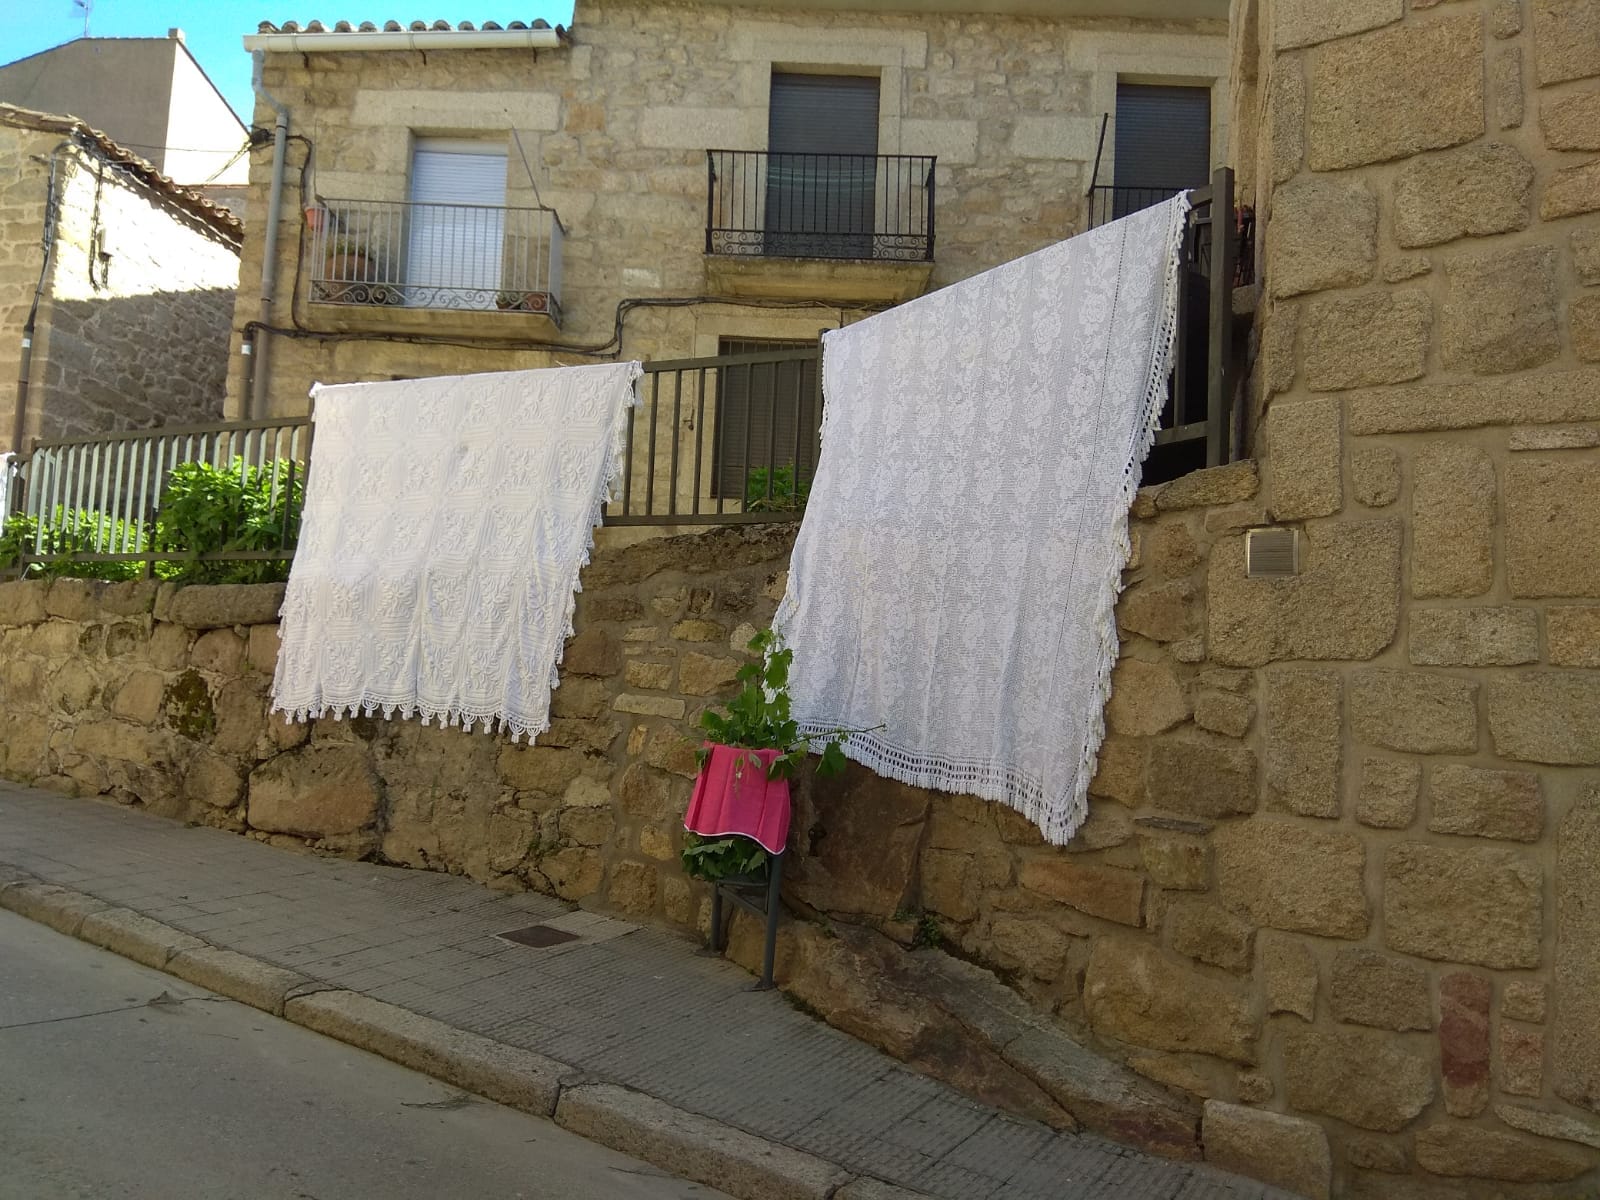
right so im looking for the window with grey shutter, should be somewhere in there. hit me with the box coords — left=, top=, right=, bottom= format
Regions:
left=766, top=73, right=880, bottom=257
left=712, top=338, right=822, bottom=502
left=1113, top=84, right=1211, bottom=220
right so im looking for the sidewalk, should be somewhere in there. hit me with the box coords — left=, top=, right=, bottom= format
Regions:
left=0, top=783, right=1290, bottom=1200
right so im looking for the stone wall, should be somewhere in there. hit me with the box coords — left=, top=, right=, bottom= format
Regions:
left=229, top=0, right=1226, bottom=419
left=2, top=432, right=1598, bottom=1194
left=1208, top=0, right=1600, bottom=1192
left=0, top=123, right=241, bottom=451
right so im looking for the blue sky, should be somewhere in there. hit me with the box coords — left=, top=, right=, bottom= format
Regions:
left=1, top=1, right=576, bottom=123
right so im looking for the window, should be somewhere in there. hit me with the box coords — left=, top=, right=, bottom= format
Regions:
left=766, top=73, right=881, bottom=257
left=406, top=138, right=509, bottom=309
left=1113, top=84, right=1211, bottom=219
left=713, top=338, right=822, bottom=501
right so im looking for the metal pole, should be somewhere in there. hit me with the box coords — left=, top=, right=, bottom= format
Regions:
left=1206, top=167, right=1236, bottom=469
left=249, top=50, right=291, bottom=421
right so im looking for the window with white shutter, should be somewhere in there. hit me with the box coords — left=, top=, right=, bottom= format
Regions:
left=406, top=139, right=509, bottom=308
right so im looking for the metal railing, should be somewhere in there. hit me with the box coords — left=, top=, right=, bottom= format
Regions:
left=4, top=418, right=310, bottom=577
left=1152, top=167, right=1238, bottom=476
left=309, top=198, right=563, bottom=323
left=605, top=348, right=823, bottom=526
left=1087, top=184, right=1190, bottom=230
left=0, top=452, right=14, bottom=529
left=706, top=151, right=936, bottom=262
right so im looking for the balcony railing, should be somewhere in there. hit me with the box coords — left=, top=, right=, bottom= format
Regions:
left=706, top=150, right=935, bottom=262
left=606, top=348, right=823, bottom=526
left=309, top=198, right=563, bottom=323
left=1086, top=184, right=1190, bottom=230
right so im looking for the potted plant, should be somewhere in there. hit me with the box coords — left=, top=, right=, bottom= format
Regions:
left=495, top=289, right=546, bottom=313
left=680, top=628, right=855, bottom=885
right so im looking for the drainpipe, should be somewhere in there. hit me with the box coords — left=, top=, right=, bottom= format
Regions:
left=11, top=141, right=71, bottom=463
left=248, top=50, right=290, bottom=420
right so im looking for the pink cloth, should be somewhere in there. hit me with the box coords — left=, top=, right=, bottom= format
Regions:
left=683, top=744, right=792, bottom=854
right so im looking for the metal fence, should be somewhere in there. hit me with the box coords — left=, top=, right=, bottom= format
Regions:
left=605, top=348, right=823, bottom=526
left=1156, top=167, right=1238, bottom=474
left=309, top=198, right=564, bottom=322
left=1086, top=184, right=1189, bottom=230
left=706, top=151, right=936, bottom=261
left=5, top=418, right=310, bottom=577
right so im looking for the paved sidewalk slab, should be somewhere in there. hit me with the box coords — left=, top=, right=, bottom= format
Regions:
left=0, top=783, right=1292, bottom=1200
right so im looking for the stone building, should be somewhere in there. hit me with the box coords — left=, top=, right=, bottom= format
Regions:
left=228, top=0, right=1229, bottom=422
left=0, top=105, right=244, bottom=456
left=0, top=31, right=251, bottom=193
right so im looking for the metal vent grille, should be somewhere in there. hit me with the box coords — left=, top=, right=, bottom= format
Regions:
left=1246, top=527, right=1301, bottom=579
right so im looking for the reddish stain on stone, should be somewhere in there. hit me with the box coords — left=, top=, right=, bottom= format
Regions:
left=1439, top=971, right=1491, bottom=1116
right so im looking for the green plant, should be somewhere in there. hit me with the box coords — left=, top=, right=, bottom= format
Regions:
left=682, top=629, right=870, bottom=883
left=680, top=831, right=771, bottom=883
left=744, top=464, right=810, bottom=513
left=153, top=458, right=303, bottom=584
left=0, top=510, right=145, bottom=580
left=912, top=914, right=944, bottom=950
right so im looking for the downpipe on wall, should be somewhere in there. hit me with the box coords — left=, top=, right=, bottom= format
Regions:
left=9, top=141, right=71, bottom=485
left=247, top=50, right=291, bottom=421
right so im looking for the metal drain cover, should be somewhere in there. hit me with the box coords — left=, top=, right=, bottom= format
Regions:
left=496, top=924, right=581, bottom=949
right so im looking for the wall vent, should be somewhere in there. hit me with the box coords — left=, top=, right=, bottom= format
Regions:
left=1246, top=527, right=1300, bottom=579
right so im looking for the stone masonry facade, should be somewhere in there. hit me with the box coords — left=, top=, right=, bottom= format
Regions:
left=228, top=0, right=1226, bottom=418
left=5, top=432, right=1597, bottom=1195
left=0, top=116, right=240, bottom=452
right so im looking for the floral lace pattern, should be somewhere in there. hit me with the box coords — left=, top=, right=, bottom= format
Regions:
left=775, top=197, right=1190, bottom=845
left=271, top=362, right=641, bottom=741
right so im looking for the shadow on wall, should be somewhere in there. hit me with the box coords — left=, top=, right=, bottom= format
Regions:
left=27, top=287, right=235, bottom=444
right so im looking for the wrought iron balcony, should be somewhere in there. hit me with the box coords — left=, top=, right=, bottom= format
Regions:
left=706, top=150, right=936, bottom=262
left=308, top=198, right=563, bottom=323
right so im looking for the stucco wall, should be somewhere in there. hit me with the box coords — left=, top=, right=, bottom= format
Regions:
left=228, top=0, right=1226, bottom=419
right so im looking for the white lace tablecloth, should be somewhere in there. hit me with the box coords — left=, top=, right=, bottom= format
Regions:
left=775, top=198, right=1190, bottom=844
left=271, top=362, right=641, bottom=741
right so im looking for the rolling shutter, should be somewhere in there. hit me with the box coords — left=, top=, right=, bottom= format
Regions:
left=1114, top=84, right=1212, bottom=191
left=768, top=74, right=880, bottom=156
left=766, top=74, right=880, bottom=256
left=407, top=139, right=508, bottom=307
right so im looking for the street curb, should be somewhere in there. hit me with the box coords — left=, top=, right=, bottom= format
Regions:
left=284, top=989, right=569, bottom=1118
left=556, top=1081, right=852, bottom=1200
left=78, top=907, right=208, bottom=971
left=0, top=872, right=932, bottom=1200
left=166, top=947, right=312, bottom=1017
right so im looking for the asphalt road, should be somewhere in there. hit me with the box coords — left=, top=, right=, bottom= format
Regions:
left=0, top=908, right=733, bottom=1200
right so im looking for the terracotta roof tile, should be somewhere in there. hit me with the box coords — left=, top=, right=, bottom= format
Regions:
left=0, top=103, right=243, bottom=246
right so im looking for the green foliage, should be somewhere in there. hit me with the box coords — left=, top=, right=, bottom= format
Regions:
left=680, top=831, right=771, bottom=883
left=684, top=629, right=871, bottom=884
left=695, top=627, right=853, bottom=782
left=912, top=914, right=944, bottom=951
left=0, top=510, right=145, bottom=580
left=153, top=459, right=303, bottom=584
left=1, top=458, right=302, bottom=584
left=744, top=465, right=810, bottom=513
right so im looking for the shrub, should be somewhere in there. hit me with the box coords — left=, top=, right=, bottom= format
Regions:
left=152, top=458, right=304, bottom=584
